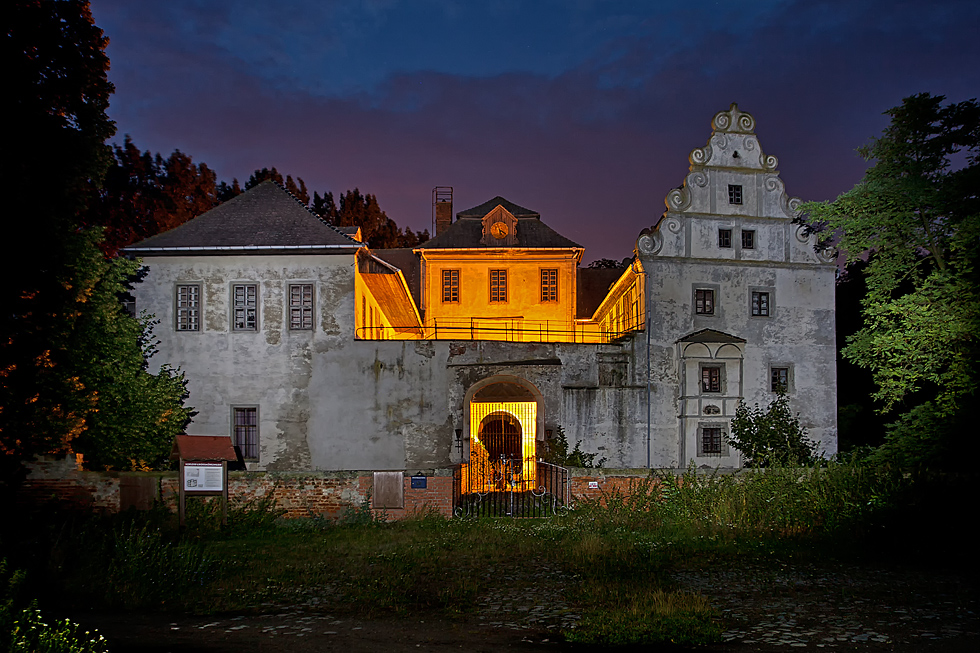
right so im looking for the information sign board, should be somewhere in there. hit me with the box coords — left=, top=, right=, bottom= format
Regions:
left=183, top=462, right=224, bottom=492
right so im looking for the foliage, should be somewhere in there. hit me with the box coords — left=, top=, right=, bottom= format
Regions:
left=586, top=257, right=629, bottom=269
left=82, top=136, right=218, bottom=256
left=728, top=393, right=819, bottom=467
left=802, top=93, right=980, bottom=469
left=566, top=589, right=720, bottom=646
left=2, top=560, right=108, bottom=653
left=540, top=426, right=606, bottom=467
left=1, top=0, right=118, bottom=493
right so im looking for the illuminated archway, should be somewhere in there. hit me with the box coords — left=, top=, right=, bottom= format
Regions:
left=465, top=378, right=540, bottom=490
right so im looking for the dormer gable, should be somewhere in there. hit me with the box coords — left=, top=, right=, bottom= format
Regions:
left=480, top=205, right=518, bottom=246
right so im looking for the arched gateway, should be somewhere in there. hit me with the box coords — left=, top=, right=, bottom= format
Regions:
left=454, top=377, right=568, bottom=517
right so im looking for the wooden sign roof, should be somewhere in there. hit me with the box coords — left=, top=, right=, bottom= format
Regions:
left=170, top=435, right=239, bottom=461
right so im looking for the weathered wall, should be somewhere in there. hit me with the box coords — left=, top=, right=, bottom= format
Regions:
left=635, top=104, right=838, bottom=467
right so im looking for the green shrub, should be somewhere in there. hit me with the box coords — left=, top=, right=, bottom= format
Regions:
left=729, top=392, right=819, bottom=467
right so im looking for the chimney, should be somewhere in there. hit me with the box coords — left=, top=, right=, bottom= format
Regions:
left=433, top=186, right=453, bottom=236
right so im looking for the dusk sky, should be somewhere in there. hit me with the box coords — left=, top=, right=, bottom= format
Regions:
left=91, top=0, right=979, bottom=262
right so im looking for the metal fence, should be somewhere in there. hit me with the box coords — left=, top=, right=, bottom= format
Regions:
left=452, top=459, right=569, bottom=518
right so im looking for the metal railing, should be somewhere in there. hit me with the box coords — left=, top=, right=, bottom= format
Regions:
left=453, top=458, right=569, bottom=518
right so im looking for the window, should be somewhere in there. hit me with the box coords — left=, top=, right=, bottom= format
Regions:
left=490, top=269, right=507, bottom=303
left=442, top=269, right=459, bottom=303
left=289, top=284, right=314, bottom=330
left=719, top=229, right=732, bottom=248
left=741, top=229, right=755, bottom=249
left=702, top=427, right=723, bottom=455
left=728, top=184, right=742, bottom=205
left=771, top=367, right=789, bottom=393
left=233, top=284, right=257, bottom=331
left=540, top=269, right=558, bottom=302
left=176, top=284, right=200, bottom=331
left=695, top=289, right=714, bottom=315
left=702, top=367, right=721, bottom=393
left=233, top=407, right=258, bottom=460
left=752, top=291, right=770, bottom=317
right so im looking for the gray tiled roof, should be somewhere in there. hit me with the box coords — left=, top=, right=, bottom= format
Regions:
left=418, top=197, right=581, bottom=250
left=124, top=181, right=361, bottom=253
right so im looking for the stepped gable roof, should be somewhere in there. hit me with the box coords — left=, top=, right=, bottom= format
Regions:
left=124, top=181, right=362, bottom=254
left=418, top=196, right=581, bottom=250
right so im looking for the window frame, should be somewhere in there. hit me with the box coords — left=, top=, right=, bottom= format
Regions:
left=718, top=228, right=732, bottom=248
left=288, top=283, right=315, bottom=331
left=540, top=268, right=559, bottom=303
left=489, top=269, right=507, bottom=303
left=232, top=405, right=259, bottom=461
left=728, top=184, right=743, bottom=205
left=695, top=288, right=715, bottom=315
left=769, top=364, right=794, bottom=394
left=751, top=290, right=770, bottom=317
left=175, top=283, right=201, bottom=332
left=232, top=283, right=258, bottom=331
left=741, top=229, right=755, bottom=249
left=701, top=366, right=722, bottom=393
left=442, top=269, right=460, bottom=303
left=697, top=423, right=728, bottom=456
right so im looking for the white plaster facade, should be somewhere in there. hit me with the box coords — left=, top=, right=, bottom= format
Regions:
left=129, top=104, right=837, bottom=473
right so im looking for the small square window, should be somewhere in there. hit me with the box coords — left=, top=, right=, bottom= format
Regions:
left=490, top=269, right=507, bottom=303
left=741, top=230, right=755, bottom=249
left=702, top=427, right=723, bottom=454
left=540, top=269, right=558, bottom=302
left=728, top=184, right=742, bottom=205
left=442, top=269, right=459, bottom=303
left=233, top=406, right=258, bottom=461
left=695, top=289, right=714, bottom=315
left=289, top=284, right=314, bottom=330
left=702, top=367, right=721, bottom=393
left=771, top=367, right=789, bottom=393
left=233, top=284, right=257, bottom=331
left=176, top=284, right=200, bottom=331
left=752, top=291, right=770, bottom=317
left=719, top=229, right=732, bottom=248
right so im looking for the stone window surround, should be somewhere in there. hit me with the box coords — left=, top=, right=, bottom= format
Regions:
left=769, top=363, right=795, bottom=394
left=232, top=404, right=259, bottom=461
left=175, top=282, right=202, bottom=332
left=693, top=283, right=720, bottom=317
left=728, top=184, right=743, bottom=205
left=719, top=228, right=732, bottom=248
left=749, top=285, right=776, bottom=318
left=699, top=362, right=727, bottom=395
left=231, top=282, right=258, bottom=332
left=741, top=229, right=756, bottom=249
left=697, top=422, right=729, bottom=457
left=288, top=282, right=315, bottom=331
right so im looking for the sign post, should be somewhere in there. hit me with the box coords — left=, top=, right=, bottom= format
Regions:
left=170, top=435, right=239, bottom=528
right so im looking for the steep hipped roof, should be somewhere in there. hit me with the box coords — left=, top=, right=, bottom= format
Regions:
left=418, top=197, right=581, bottom=250
left=124, top=181, right=361, bottom=254
left=455, top=196, right=539, bottom=219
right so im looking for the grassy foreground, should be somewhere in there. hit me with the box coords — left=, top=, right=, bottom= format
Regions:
left=4, top=460, right=972, bottom=648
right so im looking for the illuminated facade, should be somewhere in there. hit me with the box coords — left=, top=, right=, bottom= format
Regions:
left=354, top=196, right=644, bottom=344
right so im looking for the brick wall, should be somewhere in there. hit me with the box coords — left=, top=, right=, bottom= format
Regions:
left=18, top=458, right=456, bottom=520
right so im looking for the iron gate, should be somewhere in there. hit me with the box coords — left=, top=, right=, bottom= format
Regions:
left=452, top=458, right=569, bottom=518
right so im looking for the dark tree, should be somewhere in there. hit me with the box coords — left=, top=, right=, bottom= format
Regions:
left=83, top=137, right=218, bottom=255
left=245, top=167, right=309, bottom=204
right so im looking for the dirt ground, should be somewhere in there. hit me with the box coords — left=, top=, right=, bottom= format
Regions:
left=71, top=561, right=978, bottom=653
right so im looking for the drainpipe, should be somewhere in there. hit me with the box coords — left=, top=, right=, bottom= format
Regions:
left=644, top=266, right=651, bottom=469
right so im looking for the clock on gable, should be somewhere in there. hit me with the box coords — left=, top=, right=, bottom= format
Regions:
left=481, top=205, right=518, bottom=246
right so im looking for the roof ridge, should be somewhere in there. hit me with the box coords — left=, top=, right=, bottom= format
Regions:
left=270, top=180, right=362, bottom=245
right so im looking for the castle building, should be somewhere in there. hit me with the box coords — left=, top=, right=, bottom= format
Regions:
left=124, top=104, right=836, bottom=485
